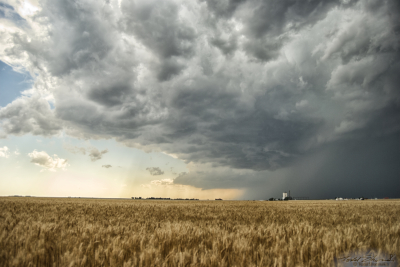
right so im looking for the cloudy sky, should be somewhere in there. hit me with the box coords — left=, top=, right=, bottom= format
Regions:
left=0, top=0, right=399, bottom=199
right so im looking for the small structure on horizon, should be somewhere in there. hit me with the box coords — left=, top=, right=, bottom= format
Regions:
left=283, top=190, right=293, bottom=200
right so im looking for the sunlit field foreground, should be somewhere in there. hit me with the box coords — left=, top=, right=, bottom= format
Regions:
left=0, top=198, right=399, bottom=266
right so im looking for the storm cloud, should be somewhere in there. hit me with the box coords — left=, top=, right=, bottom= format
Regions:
left=0, top=0, right=399, bottom=198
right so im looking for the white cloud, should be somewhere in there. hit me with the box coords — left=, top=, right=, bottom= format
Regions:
left=151, top=179, right=174, bottom=186
left=28, top=150, right=69, bottom=172
left=0, top=146, right=10, bottom=158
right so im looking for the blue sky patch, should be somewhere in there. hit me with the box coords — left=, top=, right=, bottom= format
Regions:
left=0, top=2, right=24, bottom=21
left=0, top=61, right=33, bottom=107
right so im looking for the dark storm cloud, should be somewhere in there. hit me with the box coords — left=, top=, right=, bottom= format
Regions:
left=40, top=0, right=118, bottom=76
left=288, top=134, right=400, bottom=200
left=242, top=0, right=340, bottom=61
left=175, top=132, right=400, bottom=199
left=1, top=0, right=400, bottom=198
left=174, top=168, right=269, bottom=190
left=120, top=0, right=196, bottom=59
left=210, top=35, right=238, bottom=55
left=87, top=78, right=133, bottom=107
left=202, top=0, right=340, bottom=60
left=164, top=78, right=322, bottom=169
left=201, top=0, right=247, bottom=18
left=155, top=59, right=185, bottom=82
left=245, top=0, right=339, bottom=37
left=262, top=133, right=400, bottom=200
left=119, top=0, right=196, bottom=80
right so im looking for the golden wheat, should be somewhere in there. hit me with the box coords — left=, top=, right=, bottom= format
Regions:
left=0, top=197, right=399, bottom=266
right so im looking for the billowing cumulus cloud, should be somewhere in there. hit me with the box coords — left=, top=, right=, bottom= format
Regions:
left=0, top=97, right=62, bottom=137
left=146, top=167, right=164, bottom=176
left=0, top=146, right=9, bottom=158
left=28, top=150, right=69, bottom=172
left=1, top=0, right=399, bottom=198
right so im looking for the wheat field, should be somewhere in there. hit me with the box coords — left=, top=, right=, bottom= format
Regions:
left=0, top=197, right=399, bottom=267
